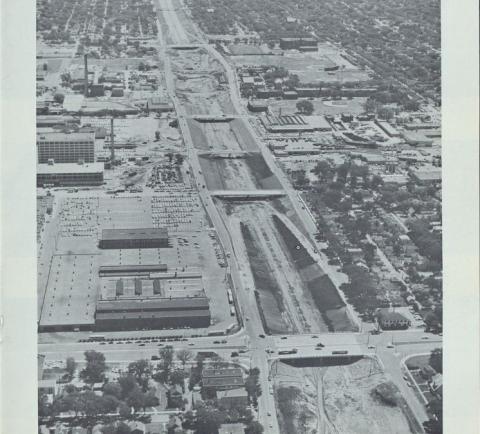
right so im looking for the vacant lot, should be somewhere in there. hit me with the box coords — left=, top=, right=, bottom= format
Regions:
left=187, top=119, right=259, bottom=152
left=231, top=51, right=369, bottom=83
left=274, top=357, right=421, bottom=434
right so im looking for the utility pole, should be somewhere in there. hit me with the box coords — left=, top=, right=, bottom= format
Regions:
left=110, top=115, right=115, bottom=167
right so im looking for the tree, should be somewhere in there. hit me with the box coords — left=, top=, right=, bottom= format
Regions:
left=245, top=421, right=264, bottom=434
left=158, top=347, right=175, bottom=374
left=54, top=93, right=65, bottom=104
left=194, top=403, right=227, bottom=434
left=118, top=401, right=132, bottom=419
left=127, top=386, right=146, bottom=412
left=170, top=370, right=186, bottom=387
left=103, top=381, right=123, bottom=400
left=80, top=351, right=106, bottom=384
left=429, top=348, right=442, bottom=374
left=296, top=99, right=314, bottom=115
left=176, top=349, right=193, bottom=367
left=66, top=357, right=76, bottom=378
left=38, top=392, right=53, bottom=418
left=245, top=368, right=262, bottom=405
left=128, top=359, right=151, bottom=392
left=175, top=153, right=185, bottom=165
left=118, top=374, right=138, bottom=399
left=311, top=160, right=333, bottom=181
left=103, top=422, right=132, bottom=434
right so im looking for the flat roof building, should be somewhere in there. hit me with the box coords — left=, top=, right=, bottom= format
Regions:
left=94, top=296, right=211, bottom=331
left=99, top=264, right=168, bottom=276
left=99, top=228, right=169, bottom=249
left=377, top=308, right=411, bottom=330
left=37, top=131, right=95, bottom=164
left=37, top=162, right=104, bottom=187
left=202, top=367, right=244, bottom=390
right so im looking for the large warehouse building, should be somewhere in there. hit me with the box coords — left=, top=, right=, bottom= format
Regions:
left=94, top=297, right=211, bottom=331
left=37, top=162, right=104, bottom=187
left=37, top=131, right=95, bottom=164
left=99, top=228, right=170, bottom=249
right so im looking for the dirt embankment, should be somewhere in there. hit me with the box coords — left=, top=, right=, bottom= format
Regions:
left=272, top=215, right=355, bottom=332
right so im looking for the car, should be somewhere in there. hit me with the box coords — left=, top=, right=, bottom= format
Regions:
left=386, top=344, right=394, bottom=348
left=316, top=343, right=325, bottom=348
left=280, top=336, right=288, bottom=340
left=267, top=412, right=271, bottom=416
left=151, top=356, right=159, bottom=361
left=221, top=340, right=227, bottom=344
left=139, top=343, right=145, bottom=346
left=239, top=349, right=248, bottom=354
left=315, top=347, right=323, bottom=351
left=213, top=340, right=221, bottom=344
left=367, top=345, right=376, bottom=349
left=188, top=343, right=195, bottom=346
left=311, top=335, right=319, bottom=338
left=259, top=334, right=266, bottom=339
left=403, top=375, right=409, bottom=381
left=157, top=343, right=164, bottom=347
left=421, top=336, right=429, bottom=340
left=99, top=342, right=106, bottom=345
left=231, top=352, right=239, bottom=357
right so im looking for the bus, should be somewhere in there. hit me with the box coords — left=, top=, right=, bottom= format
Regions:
left=89, top=335, right=106, bottom=341
left=278, top=349, right=298, bottom=355
left=332, top=350, right=348, bottom=355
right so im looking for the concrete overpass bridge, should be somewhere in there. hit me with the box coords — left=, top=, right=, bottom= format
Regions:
left=211, top=190, right=287, bottom=200
left=197, top=150, right=250, bottom=159
left=192, top=115, right=235, bottom=122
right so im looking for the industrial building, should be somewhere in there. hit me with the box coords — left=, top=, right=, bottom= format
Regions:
left=99, top=227, right=170, bottom=249
left=36, top=115, right=81, bottom=128
left=279, top=37, right=318, bottom=50
left=94, top=297, right=211, bottom=331
left=261, top=113, right=332, bottom=133
left=37, top=131, right=95, bottom=164
left=37, top=162, right=104, bottom=187
left=99, top=264, right=168, bottom=277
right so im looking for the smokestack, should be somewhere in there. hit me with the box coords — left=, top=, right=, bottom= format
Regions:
left=110, top=117, right=115, bottom=165
left=84, top=54, right=89, bottom=97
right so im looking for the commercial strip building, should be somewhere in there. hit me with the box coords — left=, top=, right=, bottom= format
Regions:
left=94, top=297, right=211, bottom=331
left=37, top=162, right=104, bottom=187
left=376, top=308, right=411, bottom=330
left=202, top=368, right=245, bottom=391
left=37, top=131, right=95, bottom=163
left=99, top=228, right=169, bottom=249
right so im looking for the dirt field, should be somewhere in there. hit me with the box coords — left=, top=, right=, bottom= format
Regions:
left=187, top=119, right=259, bottom=152
left=199, top=153, right=281, bottom=191
left=170, top=48, right=235, bottom=115
left=274, top=357, right=421, bottom=434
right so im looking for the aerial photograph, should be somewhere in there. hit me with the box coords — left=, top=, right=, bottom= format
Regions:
left=35, top=0, right=443, bottom=433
